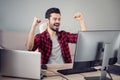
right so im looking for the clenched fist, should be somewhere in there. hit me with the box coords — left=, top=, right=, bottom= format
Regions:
left=73, top=12, right=84, bottom=21
left=32, top=17, right=41, bottom=27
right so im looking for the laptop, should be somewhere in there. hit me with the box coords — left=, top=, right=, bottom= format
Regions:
left=0, top=49, right=41, bottom=79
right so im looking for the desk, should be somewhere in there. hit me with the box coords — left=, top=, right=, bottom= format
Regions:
left=0, top=64, right=120, bottom=80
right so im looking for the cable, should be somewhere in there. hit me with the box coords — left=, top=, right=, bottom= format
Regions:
left=98, top=68, right=113, bottom=80
left=106, top=70, right=113, bottom=80
left=46, top=69, right=69, bottom=80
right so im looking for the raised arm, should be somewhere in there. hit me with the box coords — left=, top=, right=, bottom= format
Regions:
left=74, top=12, right=87, bottom=31
left=25, top=17, right=41, bottom=51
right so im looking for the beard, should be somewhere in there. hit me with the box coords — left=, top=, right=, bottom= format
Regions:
left=49, top=23, right=60, bottom=32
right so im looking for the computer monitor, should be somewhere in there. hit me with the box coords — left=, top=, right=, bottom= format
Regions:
left=74, top=30, right=120, bottom=68
left=57, top=30, right=120, bottom=79
left=74, top=30, right=120, bottom=80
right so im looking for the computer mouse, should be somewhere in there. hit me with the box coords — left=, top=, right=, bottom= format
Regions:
left=41, top=64, right=47, bottom=70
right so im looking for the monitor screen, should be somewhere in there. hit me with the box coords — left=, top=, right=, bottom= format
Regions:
left=73, top=30, right=120, bottom=69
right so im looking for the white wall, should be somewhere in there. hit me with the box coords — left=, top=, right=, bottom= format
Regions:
left=0, top=0, right=120, bottom=33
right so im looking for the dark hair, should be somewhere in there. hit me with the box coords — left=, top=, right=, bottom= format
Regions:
left=45, top=7, right=61, bottom=19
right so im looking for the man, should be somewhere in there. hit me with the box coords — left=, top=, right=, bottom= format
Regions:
left=26, top=7, right=87, bottom=64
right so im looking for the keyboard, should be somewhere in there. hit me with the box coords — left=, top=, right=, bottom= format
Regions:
left=107, top=65, right=120, bottom=75
left=57, top=68, right=97, bottom=75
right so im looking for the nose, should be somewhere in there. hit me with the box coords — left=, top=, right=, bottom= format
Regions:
left=56, top=19, right=60, bottom=24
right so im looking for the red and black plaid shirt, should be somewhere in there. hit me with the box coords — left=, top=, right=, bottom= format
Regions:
left=32, top=30, right=78, bottom=64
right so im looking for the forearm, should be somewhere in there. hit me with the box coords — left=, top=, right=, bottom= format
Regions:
left=26, top=17, right=41, bottom=51
left=74, top=12, right=87, bottom=31
left=26, top=26, right=36, bottom=51
left=79, top=19, right=87, bottom=31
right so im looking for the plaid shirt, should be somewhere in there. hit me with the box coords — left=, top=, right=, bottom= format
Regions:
left=32, top=30, right=78, bottom=64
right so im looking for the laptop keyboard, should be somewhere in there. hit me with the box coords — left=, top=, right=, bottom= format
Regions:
left=57, top=67, right=97, bottom=75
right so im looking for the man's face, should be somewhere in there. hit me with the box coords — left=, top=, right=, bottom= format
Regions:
left=47, top=13, right=61, bottom=32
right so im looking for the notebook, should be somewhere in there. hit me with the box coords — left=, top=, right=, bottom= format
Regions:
left=0, top=49, right=41, bottom=79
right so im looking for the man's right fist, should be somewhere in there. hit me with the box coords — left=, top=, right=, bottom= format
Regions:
left=36, top=18, right=41, bottom=23
left=32, top=17, right=41, bottom=27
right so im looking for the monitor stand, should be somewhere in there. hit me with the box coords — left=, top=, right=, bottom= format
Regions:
left=85, top=43, right=112, bottom=80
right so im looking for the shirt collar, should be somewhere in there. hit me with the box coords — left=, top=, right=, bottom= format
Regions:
left=45, top=29, right=61, bottom=39
left=44, top=29, right=50, bottom=39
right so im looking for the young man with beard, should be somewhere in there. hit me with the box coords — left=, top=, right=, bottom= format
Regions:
left=26, top=7, right=87, bottom=64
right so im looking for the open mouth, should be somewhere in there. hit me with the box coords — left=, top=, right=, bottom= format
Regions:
left=54, top=23, right=59, bottom=27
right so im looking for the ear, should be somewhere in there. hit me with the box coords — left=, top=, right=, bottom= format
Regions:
left=45, top=19, right=49, bottom=24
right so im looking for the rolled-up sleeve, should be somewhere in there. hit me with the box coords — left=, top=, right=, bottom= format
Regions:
left=32, top=34, right=40, bottom=51
left=66, top=32, right=78, bottom=43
